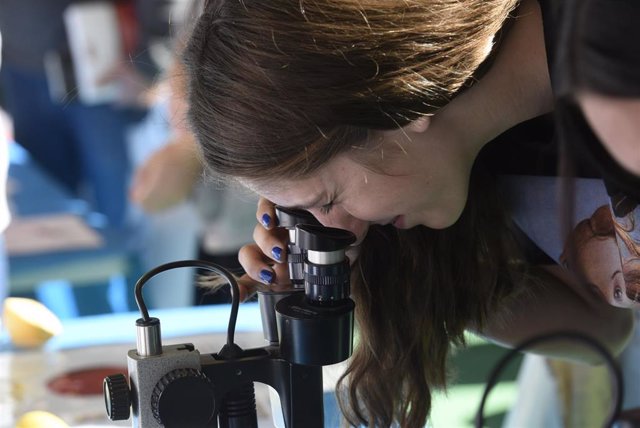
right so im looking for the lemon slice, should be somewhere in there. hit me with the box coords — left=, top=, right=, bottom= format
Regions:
left=2, top=297, right=63, bottom=348
left=15, top=410, right=69, bottom=428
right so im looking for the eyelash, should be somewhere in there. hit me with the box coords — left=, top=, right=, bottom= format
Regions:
left=320, top=200, right=334, bottom=215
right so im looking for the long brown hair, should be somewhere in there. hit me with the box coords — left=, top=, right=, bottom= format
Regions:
left=182, top=0, right=522, bottom=426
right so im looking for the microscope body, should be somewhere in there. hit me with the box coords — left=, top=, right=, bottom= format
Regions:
left=127, top=344, right=202, bottom=427
left=124, top=341, right=325, bottom=428
left=104, top=213, right=356, bottom=428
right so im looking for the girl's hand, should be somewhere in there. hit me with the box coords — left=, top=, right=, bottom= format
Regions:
left=202, top=196, right=294, bottom=302
left=237, top=197, right=292, bottom=292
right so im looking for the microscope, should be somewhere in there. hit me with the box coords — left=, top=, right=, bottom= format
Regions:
left=102, top=207, right=356, bottom=427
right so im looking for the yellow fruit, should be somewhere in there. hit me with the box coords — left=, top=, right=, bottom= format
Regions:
left=2, top=297, right=63, bottom=348
left=15, top=410, right=69, bottom=428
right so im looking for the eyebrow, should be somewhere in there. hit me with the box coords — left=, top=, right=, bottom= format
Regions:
left=611, top=270, right=622, bottom=280
left=288, top=194, right=324, bottom=210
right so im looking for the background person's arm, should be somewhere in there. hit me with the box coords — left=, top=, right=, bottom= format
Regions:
left=129, top=61, right=203, bottom=213
left=129, top=133, right=202, bottom=213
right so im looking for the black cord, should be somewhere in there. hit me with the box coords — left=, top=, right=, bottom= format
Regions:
left=134, top=259, right=241, bottom=347
left=475, top=330, right=624, bottom=428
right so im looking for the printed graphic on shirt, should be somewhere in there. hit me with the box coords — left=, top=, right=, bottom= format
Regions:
left=560, top=204, right=640, bottom=308
left=502, top=175, right=640, bottom=308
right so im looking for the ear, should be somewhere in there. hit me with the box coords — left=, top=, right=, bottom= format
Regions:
left=405, top=116, right=431, bottom=133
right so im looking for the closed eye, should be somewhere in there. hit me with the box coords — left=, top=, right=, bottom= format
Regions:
left=320, top=201, right=334, bottom=215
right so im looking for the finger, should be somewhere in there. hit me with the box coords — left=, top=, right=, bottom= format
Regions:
left=252, top=223, right=289, bottom=264
left=271, top=262, right=291, bottom=285
left=238, top=243, right=291, bottom=286
left=256, top=197, right=277, bottom=229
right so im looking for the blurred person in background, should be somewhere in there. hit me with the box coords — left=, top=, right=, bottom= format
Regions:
left=0, top=0, right=175, bottom=230
left=0, top=1, right=201, bottom=315
left=129, top=53, right=257, bottom=307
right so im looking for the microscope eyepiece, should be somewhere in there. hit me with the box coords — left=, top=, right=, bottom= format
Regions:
left=274, top=206, right=320, bottom=229
left=295, top=224, right=356, bottom=253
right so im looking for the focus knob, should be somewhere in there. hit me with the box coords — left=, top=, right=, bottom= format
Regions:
left=103, top=374, right=131, bottom=421
left=151, top=368, right=216, bottom=427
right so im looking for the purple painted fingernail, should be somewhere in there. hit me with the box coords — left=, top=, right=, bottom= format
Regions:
left=261, top=213, right=271, bottom=228
left=259, top=269, right=274, bottom=284
left=271, top=246, right=283, bottom=261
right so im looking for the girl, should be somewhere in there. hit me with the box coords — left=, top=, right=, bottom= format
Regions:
left=182, top=0, right=639, bottom=426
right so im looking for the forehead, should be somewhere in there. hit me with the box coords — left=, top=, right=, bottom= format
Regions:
left=238, top=130, right=411, bottom=205
left=239, top=161, right=337, bottom=208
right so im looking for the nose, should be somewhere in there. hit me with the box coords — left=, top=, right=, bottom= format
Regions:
left=313, top=207, right=369, bottom=244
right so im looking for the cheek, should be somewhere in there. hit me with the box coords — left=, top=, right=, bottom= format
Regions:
left=313, top=209, right=369, bottom=244
left=341, top=192, right=393, bottom=223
